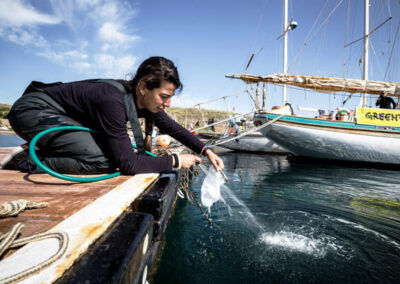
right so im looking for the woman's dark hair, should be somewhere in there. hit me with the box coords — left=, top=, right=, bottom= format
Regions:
left=127, top=56, right=182, bottom=94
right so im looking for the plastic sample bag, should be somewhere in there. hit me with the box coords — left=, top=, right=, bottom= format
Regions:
left=200, top=165, right=225, bottom=210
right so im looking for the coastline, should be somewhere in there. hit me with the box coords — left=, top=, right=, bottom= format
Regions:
left=0, top=130, right=15, bottom=135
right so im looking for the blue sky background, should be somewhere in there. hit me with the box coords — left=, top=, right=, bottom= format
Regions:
left=0, top=0, right=399, bottom=115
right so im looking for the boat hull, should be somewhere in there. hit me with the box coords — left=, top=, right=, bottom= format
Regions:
left=255, top=113, right=400, bottom=164
left=218, top=133, right=288, bottom=153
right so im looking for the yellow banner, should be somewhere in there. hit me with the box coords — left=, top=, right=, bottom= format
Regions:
left=356, top=107, right=400, bottom=126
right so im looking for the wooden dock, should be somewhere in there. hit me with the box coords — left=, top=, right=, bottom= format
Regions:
left=0, top=147, right=180, bottom=283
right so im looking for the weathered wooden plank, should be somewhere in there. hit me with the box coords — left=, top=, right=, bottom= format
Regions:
left=0, top=172, right=159, bottom=283
left=0, top=217, right=62, bottom=239
left=0, top=195, right=98, bottom=219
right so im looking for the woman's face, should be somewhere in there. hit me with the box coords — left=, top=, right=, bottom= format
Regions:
left=138, top=80, right=176, bottom=113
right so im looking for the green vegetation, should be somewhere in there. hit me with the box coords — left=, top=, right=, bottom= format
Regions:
left=164, top=107, right=238, bottom=132
left=0, top=104, right=11, bottom=128
left=0, top=103, right=241, bottom=132
left=165, top=107, right=237, bottom=125
left=0, top=104, right=11, bottom=119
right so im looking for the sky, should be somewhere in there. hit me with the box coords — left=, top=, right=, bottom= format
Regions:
left=0, top=0, right=399, bottom=116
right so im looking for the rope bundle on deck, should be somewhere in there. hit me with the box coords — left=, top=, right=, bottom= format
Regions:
left=0, top=223, right=68, bottom=284
left=0, top=200, right=69, bottom=284
left=0, top=200, right=49, bottom=218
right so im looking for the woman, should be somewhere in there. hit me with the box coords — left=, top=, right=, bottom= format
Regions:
left=3, top=56, right=224, bottom=174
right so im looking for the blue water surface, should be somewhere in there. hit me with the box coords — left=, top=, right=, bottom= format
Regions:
left=0, top=134, right=25, bottom=147
left=152, top=152, right=400, bottom=284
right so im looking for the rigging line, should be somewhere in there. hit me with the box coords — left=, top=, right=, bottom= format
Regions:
left=385, top=0, right=393, bottom=45
left=290, top=0, right=330, bottom=72
left=190, top=91, right=244, bottom=108
left=386, top=0, right=392, bottom=17
left=370, top=41, right=385, bottom=78
left=308, top=0, right=344, bottom=42
left=248, top=0, right=270, bottom=50
left=346, top=0, right=360, bottom=78
left=244, top=0, right=270, bottom=72
left=192, top=111, right=255, bottom=133
left=209, top=114, right=284, bottom=148
left=344, top=17, right=393, bottom=48
left=314, top=21, right=328, bottom=77
left=342, top=0, right=351, bottom=78
left=384, top=18, right=400, bottom=80
left=351, top=44, right=365, bottom=78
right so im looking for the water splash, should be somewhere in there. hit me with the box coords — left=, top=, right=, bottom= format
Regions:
left=220, top=184, right=265, bottom=233
left=260, top=231, right=329, bottom=257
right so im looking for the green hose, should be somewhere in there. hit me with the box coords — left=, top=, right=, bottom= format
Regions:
left=29, top=126, right=158, bottom=183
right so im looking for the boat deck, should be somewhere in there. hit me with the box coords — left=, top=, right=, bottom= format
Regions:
left=0, top=148, right=137, bottom=239
left=0, top=147, right=162, bottom=283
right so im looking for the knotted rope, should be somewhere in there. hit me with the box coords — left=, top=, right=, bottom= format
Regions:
left=0, top=200, right=49, bottom=218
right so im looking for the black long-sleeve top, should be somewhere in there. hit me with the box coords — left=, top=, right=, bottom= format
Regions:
left=376, top=95, right=396, bottom=109
left=42, top=79, right=206, bottom=174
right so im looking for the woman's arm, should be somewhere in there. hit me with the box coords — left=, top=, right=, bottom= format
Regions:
left=155, top=110, right=224, bottom=170
left=154, top=110, right=205, bottom=154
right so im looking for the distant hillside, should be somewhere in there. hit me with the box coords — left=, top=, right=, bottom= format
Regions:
left=0, top=104, right=11, bottom=119
left=164, top=107, right=240, bottom=132
left=165, top=107, right=236, bottom=125
left=0, top=103, right=242, bottom=132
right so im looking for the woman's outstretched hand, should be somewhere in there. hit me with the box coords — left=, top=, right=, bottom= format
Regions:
left=178, top=154, right=202, bottom=169
left=205, top=149, right=224, bottom=171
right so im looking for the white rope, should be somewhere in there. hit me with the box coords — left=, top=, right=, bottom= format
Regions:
left=0, top=200, right=49, bottom=218
left=192, top=111, right=255, bottom=133
left=209, top=114, right=284, bottom=147
left=0, top=223, right=68, bottom=284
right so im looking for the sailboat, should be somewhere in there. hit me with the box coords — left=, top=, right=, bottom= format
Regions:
left=215, top=0, right=298, bottom=154
left=214, top=85, right=289, bottom=153
left=227, top=0, right=400, bottom=165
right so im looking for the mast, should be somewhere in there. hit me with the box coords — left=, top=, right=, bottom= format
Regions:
left=283, top=0, right=288, bottom=105
left=361, top=0, right=370, bottom=107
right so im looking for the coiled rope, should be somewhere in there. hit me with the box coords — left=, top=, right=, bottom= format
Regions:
left=0, top=223, right=68, bottom=284
left=0, top=200, right=68, bottom=283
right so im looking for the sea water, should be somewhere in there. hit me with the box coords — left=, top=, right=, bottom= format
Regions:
left=2, top=135, right=399, bottom=283
left=0, top=134, right=24, bottom=147
left=152, top=152, right=400, bottom=284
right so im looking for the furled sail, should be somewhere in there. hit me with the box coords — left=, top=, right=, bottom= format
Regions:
left=226, top=73, right=400, bottom=97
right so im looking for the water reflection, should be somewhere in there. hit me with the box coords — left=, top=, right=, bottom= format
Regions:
left=154, top=152, right=400, bottom=284
left=0, top=134, right=25, bottom=147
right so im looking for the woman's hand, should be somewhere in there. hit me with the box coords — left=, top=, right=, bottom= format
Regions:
left=205, top=149, right=224, bottom=171
left=176, top=154, right=202, bottom=169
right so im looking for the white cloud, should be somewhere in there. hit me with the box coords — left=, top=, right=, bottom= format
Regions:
left=37, top=49, right=88, bottom=63
left=72, top=62, right=92, bottom=70
left=99, top=22, right=140, bottom=45
left=76, top=0, right=100, bottom=9
left=0, top=0, right=61, bottom=28
left=94, top=54, right=137, bottom=78
left=5, top=27, right=49, bottom=48
left=0, top=0, right=141, bottom=79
